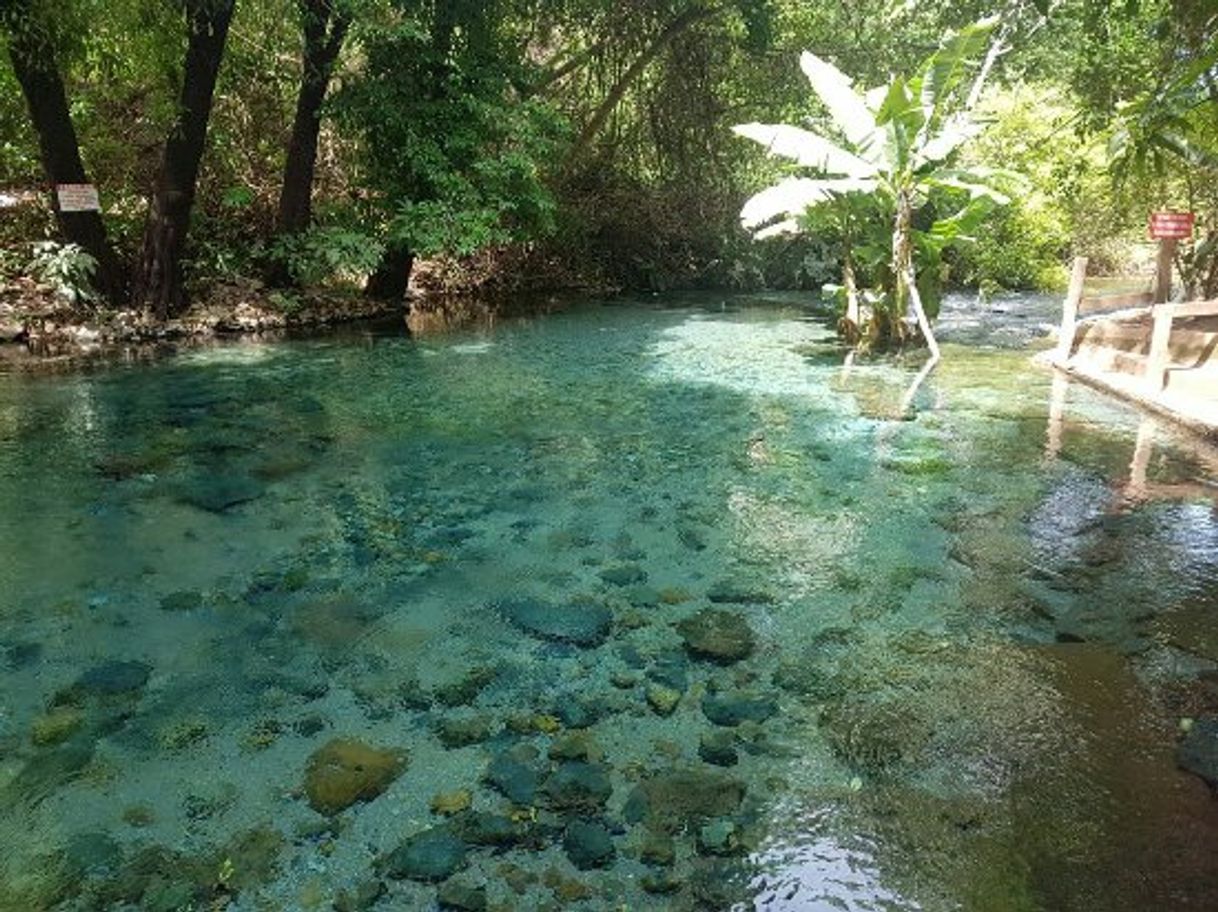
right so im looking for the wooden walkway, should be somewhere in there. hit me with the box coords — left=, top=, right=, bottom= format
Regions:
left=1048, top=258, right=1218, bottom=440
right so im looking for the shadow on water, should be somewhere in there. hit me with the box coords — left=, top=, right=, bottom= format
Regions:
left=0, top=292, right=1216, bottom=910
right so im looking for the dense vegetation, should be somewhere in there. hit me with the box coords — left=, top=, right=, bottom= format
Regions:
left=0, top=0, right=1215, bottom=316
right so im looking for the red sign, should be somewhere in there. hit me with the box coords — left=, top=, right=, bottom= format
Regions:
left=1150, top=210, right=1194, bottom=240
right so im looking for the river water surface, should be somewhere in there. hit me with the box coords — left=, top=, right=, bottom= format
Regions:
left=2, top=293, right=1217, bottom=911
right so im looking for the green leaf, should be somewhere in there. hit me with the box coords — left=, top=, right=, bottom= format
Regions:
left=731, top=123, right=878, bottom=177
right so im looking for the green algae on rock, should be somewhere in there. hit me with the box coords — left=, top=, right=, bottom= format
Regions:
left=677, top=609, right=756, bottom=663
left=303, top=738, right=408, bottom=815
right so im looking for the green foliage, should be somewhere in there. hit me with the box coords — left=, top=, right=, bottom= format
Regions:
left=337, top=4, right=565, bottom=262
left=268, top=226, right=385, bottom=286
left=28, top=241, right=98, bottom=305
left=735, top=19, right=1023, bottom=348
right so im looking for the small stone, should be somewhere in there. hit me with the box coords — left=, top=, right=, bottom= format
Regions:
left=157, top=718, right=209, bottom=750
left=333, top=879, right=386, bottom=912
left=30, top=707, right=83, bottom=746
left=698, top=730, right=739, bottom=767
left=436, top=714, right=494, bottom=749
left=563, top=821, right=616, bottom=869
left=677, top=609, right=756, bottom=663
left=304, top=738, right=407, bottom=815
left=543, top=867, right=594, bottom=901
left=485, top=749, right=541, bottom=805
left=178, top=474, right=265, bottom=512
left=599, top=565, right=648, bottom=587
left=449, top=811, right=521, bottom=847
left=548, top=732, right=601, bottom=762
left=430, top=789, right=473, bottom=816
left=611, top=670, right=640, bottom=689
left=646, top=684, right=681, bottom=716
left=639, top=830, right=675, bottom=866
left=498, top=862, right=537, bottom=894
left=658, top=587, right=692, bottom=605
left=122, top=805, right=155, bottom=827
left=642, top=871, right=682, bottom=894
left=1178, top=716, right=1218, bottom=788
left=437, top=879, right=487, bottom=911
left=381, top=828, right=468, bottom=882
left=701, top=691, right=777, bottom=727
left=544, top=761, right=613, bottom=813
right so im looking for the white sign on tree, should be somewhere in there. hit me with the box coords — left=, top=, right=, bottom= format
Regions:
left=55, top=184, right=101, bottom=213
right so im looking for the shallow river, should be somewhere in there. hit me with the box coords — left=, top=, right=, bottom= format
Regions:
left=2, top=293, right=1218, bottom=911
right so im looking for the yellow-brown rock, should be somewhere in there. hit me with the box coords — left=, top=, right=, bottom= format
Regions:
left=304, top=738, right=407, bottom=815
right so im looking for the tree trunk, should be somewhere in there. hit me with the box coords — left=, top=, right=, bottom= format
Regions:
left=4, top=7, right=125, bottom=302
left=275, top=0, right=349, bottom=239
left=133, top=0, right=235, bottom=319
left=891, top=189, right=915, bottom=343
left=364, top=244, right=414, bottom=302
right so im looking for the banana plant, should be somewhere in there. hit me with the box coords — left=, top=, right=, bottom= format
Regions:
left=733, top=18, right=1024, bottom=358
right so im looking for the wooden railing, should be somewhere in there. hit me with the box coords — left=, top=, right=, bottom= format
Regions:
left=1057, top=255, right=1218, bottom=393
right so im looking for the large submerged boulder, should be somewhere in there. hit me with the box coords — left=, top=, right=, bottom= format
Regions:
left=304, top=738, right=407, bottom=815
left=494, top=597, right=612, bottom=647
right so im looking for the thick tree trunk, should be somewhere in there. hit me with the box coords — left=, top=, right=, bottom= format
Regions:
left=133, top=0, right=235, bottom=319
left=275, top=0, right=349, bottom=238
left=364, top=244, right=414, bottom=302
left=5, top=8, right=125, bottom=302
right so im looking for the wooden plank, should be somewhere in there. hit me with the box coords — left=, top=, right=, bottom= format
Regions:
left=1079, top=290, right=1154, bottom=314
left=1169, top=299, right=1218, bottom=319
left=1057, top=256, right=1088, bottom=361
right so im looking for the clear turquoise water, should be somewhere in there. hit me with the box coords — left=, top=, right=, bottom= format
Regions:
left=2, top=294, right=1218, bottom=911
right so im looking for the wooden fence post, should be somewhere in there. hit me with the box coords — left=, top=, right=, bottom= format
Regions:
left=1146, top=303, right=1175, bottom=392
left=1057, top=256, right=1088, bottom=362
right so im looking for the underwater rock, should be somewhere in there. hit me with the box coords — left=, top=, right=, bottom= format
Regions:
left=433, top=666, right=498, bottom=707
left=495, top=597, right=612, bottom=647
left=677, top=609, right=756, bottom=663
left=431, top=789, right=473, bottom=816
left=548, top=732, right=602, bottom=762
left=333, top=879, right=386, bottom=912
left=544, top=761, right=613, bottom=813
left=819, top=699, right=928, bottom=773
left=554, top=695, right=602, bottom=729
left=624, top=767, right=746, bottom=831
left=772, top=659, right=843, bottom=700
left=72, top=660, right=152, bottom=698
left=303, top=738, right=407, bottom=815
left=697, top=818, right=742, bottom=856
left=563, top=821, right=616, bottom=869
left=641, top=870, right=682, bottom=894
left=706, top=580, right=774, bottom=605
left=646, top=684, right=681, bottom=716
left=599, top=565, right=648, bottom=587
left=159, top=590, right=203, bottom=612
left=450, top=811, right=521, bottom=848
left=177, top=474, right=265, bottom=513
left=64, top=831, right=123, bottom=878
left=698, top=730, right=739, bottom=767
left=436, top=714, right=494, bottom=749
left=647, top=650, right=690, bottom=691
left=437, top=878, right=487, bottom=911
left=30, top=707, right=84, bottom=747
left=639, top=830, right=676, bottom=866
left=701, top=692, right=777, bottom=727
left=382, top=828, right=468, bottom=882
left=1178, top=717, right=1218, bottom=789
left=485, top=748, right=542, bottom=805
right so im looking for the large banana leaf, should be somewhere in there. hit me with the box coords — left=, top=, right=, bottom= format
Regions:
left=798, top=51, right=882, bottom=159
left=731, top=123, right=877, bottom=178
left=919, top=18, right=997, bottom=131
left=740, top=176, right=878, bottom=230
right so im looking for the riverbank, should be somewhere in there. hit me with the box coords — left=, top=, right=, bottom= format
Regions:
left=0, top=278, right=411, bottom=369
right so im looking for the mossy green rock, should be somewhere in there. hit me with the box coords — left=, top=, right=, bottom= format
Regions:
left=495, top=597, right=612, bottom=647
left=677, top=609, right=756, bottom=663
left=437, top=878, right=487, bottom=910
left=624, top=767, right=746, bottom=831
left=702, top=691, right=777, bottom=727
left=544, top=761, right=613, bottom=813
